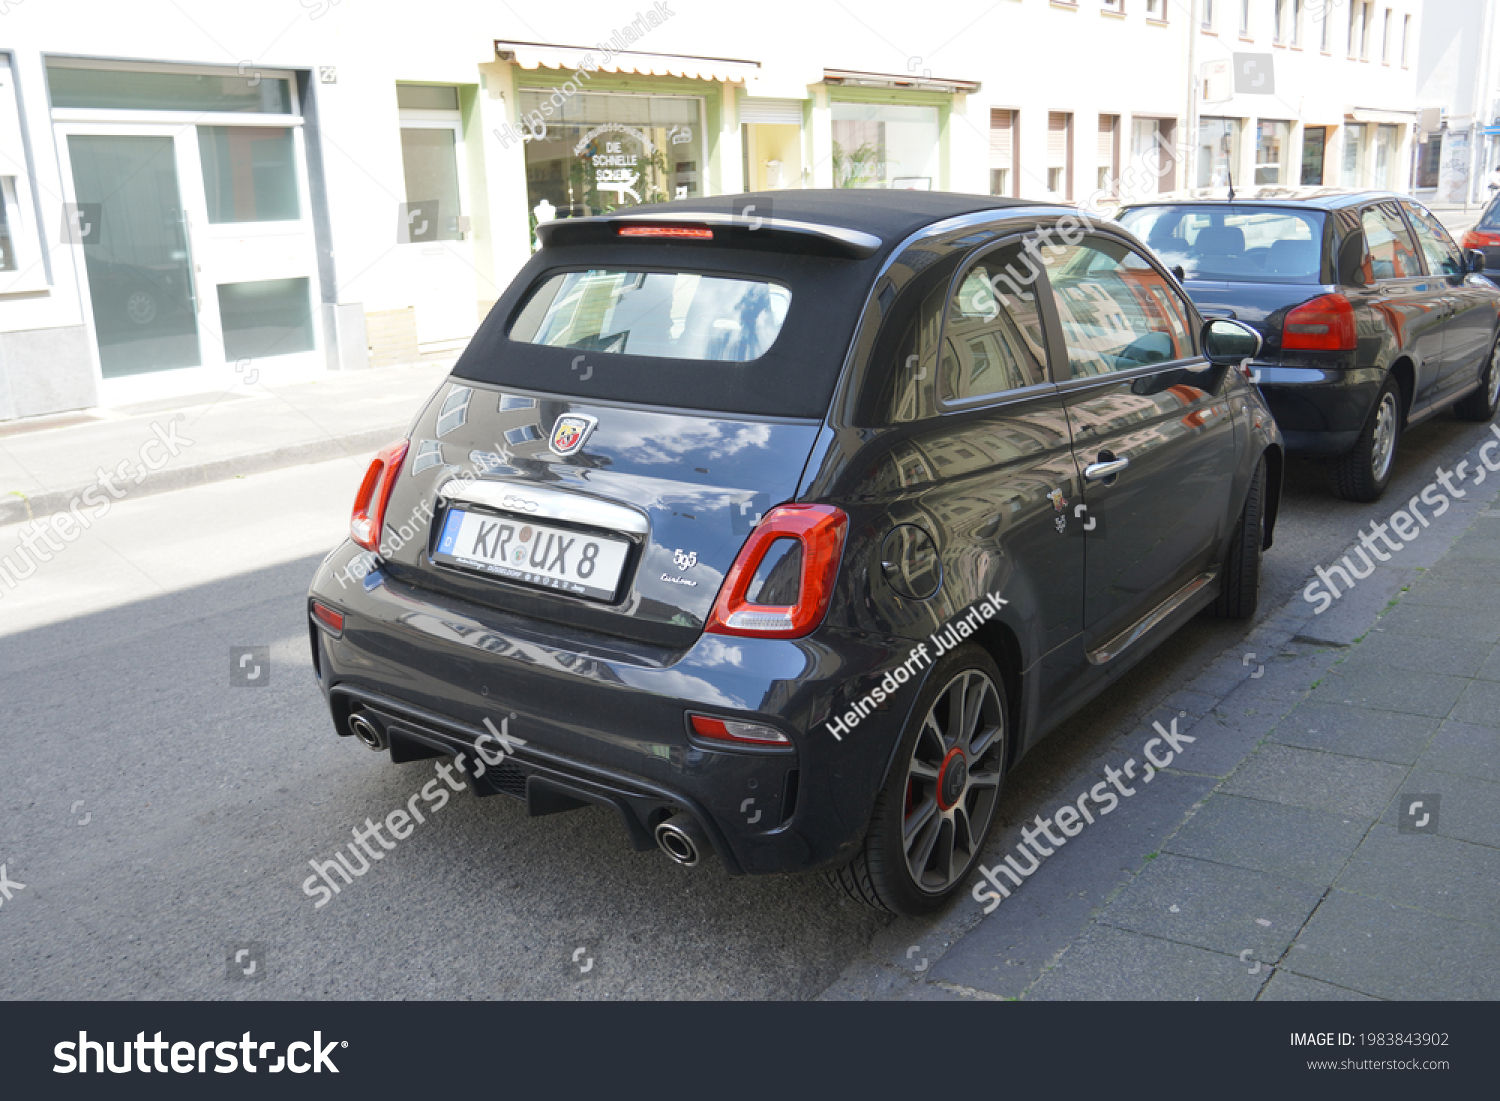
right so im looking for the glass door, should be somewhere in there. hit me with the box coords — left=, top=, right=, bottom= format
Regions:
left=60, top=116, right=321, bottom=391
left=66, top=132, right=201, bottom=378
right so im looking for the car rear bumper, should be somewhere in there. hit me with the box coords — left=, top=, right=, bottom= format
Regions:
left=1253, top=362, right=1383, bottom=455
left=307, top=543, right=918, bottom=876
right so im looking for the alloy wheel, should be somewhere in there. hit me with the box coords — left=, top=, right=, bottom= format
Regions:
left=1369, top=390, right=1399, bottom=483
left=901, top=669, right=1006, bottom=894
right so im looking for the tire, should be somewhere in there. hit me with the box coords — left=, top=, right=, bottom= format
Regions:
left=1455, top=335, right=1500, bottom=422
left=1331, top=375, right=1401, bottom=502
left=1209, top=457, right=1265, bottom=620
left=827, top=644, right=1009, bottom=916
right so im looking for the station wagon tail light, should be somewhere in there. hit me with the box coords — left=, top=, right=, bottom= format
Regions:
left=1462, top=230, right=1500, bottom=248
left=1282, top=294, right=1357, bottom=352
left=706, top=503, right=848, bottom=639
left=350, top=439, right=410, bottom=552
left=617, top=225, right=714, bottom=240
left=688, top=713, right=791, bottom=747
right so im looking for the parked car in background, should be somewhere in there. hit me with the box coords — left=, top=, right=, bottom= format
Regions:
left=307, top=190, right=1280, bottom=916
left=1119, top=190, right=1500, bottom=502
left=1460, top=192, right=1500, bottom=278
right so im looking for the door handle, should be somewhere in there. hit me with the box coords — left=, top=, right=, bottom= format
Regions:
left=1084, top=456, right=1130, bottom=482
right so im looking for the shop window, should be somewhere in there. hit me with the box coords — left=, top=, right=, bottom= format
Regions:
left=1197, top=116, right=1243, bottom=188
left=832, top=101, right=939, bottom=190
left=1415, top=134, right=1441, bottom=190
left=1254, top=120, right=1290, bottom=184
left=519, top=89, right=702, bottom=220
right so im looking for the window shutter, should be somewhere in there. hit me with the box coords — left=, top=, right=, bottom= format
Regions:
left=990, top=108, right=1014, bottom=165
left=1097, top=115, right=1118, bottom=165
left=1047, top=112, right=1070, bottom=167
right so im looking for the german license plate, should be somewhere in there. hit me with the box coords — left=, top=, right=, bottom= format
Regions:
left=433, top=508, right=630, bottom=601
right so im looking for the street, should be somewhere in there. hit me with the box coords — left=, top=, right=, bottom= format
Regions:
left=4, top=408, right=1497, bottom=1000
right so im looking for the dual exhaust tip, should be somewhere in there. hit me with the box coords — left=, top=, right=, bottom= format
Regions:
left=347, top=710, right=387, bottom=751
left=654, top=813, right=707, bottom=867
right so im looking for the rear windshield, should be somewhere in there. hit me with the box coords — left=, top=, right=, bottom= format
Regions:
left=511, top=269, right=791, bottom=363
left=450, top=241, right=876, bottom=419
left=1119, top=204, right=1326, bottom=284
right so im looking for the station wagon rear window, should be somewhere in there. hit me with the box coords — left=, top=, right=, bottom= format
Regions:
left=510, top=269, right=792, bottom=363
left=1119, top=205, right=1326, bottom=284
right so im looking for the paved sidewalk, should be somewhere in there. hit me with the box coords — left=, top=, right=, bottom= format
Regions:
left=825, top=463, right=1500, bottom=1001
left=0, top=363, right=452, bottom=528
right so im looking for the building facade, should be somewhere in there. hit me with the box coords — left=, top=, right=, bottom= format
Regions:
left=1414, top=0, right=1500, bottom=204
left=0, top=0, right=1422, bottom=422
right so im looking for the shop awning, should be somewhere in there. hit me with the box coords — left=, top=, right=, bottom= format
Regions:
left=1346, top=107, right=1420, bottom=125
left=495, top=39, right=759, bottom=83
left=822, top=68, right=980, bottom=94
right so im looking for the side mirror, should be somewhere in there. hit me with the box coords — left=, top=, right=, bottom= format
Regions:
left=1469, top=249, right=1487, bottom=274
left=1202, top=318, right=1262, bottom=366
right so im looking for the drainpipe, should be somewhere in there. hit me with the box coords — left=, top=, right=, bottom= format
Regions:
left=1186, top=0, right=1201, bottom=192
left=1472, top=0, right=1498, bottom=207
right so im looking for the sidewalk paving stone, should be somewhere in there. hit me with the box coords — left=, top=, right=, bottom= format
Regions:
left=1257, top=970, right=1379, bottom=1001
left=1027, top=925, right=1265, bottom=1001
left=1162, top=794, right=1369, bottom=886
left=1309, top=662, right=1469, bottom=718
left=1335, top=825, right=1500, bottom=927
left=1268, top=700, right=1438, bottom=766
left=1378, top=769, right=1500, bottom=849
left=1340, top=629, right=1488, bottom=677
left=1219, top=743, right=1409, bottom=819
left=1093, top=852, right=1325, bottom=963
left=1418, top=721, right=1500, bottom=784
left=1365, top=601, right=1500, bottom=645
left=1449, top=678, right=1500, bottom=725
left=1287, top=890, right=1500, bottom=1001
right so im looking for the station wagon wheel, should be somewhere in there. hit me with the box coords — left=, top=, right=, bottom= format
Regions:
left=1332, top=376, right=1402, bottom=502
left=1456, top=334, right=1500, bottom=422
left=827, top=645, right=1009, bottom=916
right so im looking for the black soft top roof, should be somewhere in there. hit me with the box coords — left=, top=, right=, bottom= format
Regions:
left=452, top=191, right=1054, bottom=419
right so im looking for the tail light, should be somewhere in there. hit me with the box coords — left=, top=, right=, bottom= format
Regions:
left=1462, top=230, right=1500, bottom=249
left=618, top=225, right=714, bottom=240
left=350, top=439, right=409, bottom=552
left=706, top=503, right=848, bottom=638
left=1282, top=293, right=1357, bottom=352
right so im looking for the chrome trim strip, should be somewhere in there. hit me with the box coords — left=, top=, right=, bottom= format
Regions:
left=1088, top=571, right=1218, bottom=666
left=437, top=478, right=650, bottom=536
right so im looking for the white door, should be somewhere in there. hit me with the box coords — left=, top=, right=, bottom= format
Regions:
left=398, top=108, right=478, bottom=348
left=57, top=117, right=321, bottom=396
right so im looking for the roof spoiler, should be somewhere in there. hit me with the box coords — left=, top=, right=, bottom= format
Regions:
left=536, top=211, right=883, bottom=259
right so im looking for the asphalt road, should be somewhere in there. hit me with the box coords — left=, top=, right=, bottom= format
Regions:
left=1, top=407, right=1496, bottom=1000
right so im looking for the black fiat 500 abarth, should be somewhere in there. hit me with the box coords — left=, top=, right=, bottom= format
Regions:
left=307, top=190, right=1281, bottom=915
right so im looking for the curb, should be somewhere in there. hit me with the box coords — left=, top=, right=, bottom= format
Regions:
left=0, top=425, right=400, bottom=530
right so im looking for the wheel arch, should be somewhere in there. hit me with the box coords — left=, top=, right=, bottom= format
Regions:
left=1387, top=355, right=1416, bottom=423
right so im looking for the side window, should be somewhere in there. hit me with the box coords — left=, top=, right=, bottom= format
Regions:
left=1039, top=235, right=1196, bottom=380
left=940, top=244, right=1049, bottom=403
left=1359, top=202, right=1421, bottom=281
left=1403, top=202, right=1464, bottom=277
